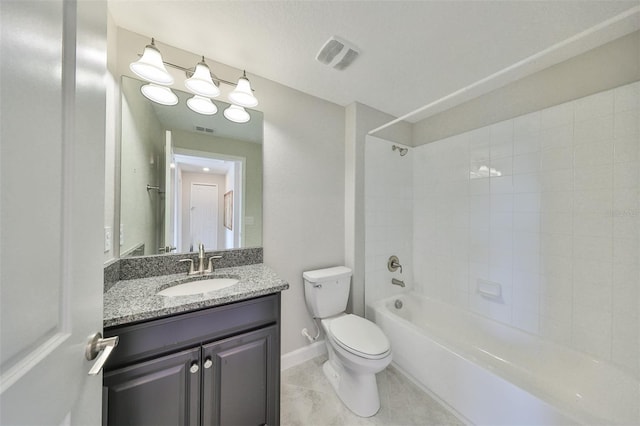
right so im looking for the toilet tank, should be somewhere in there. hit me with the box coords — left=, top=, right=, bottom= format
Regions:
left=303, top=266, right=352, bottom=318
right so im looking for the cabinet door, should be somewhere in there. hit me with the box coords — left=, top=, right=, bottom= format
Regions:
left=202, top=326, right=279, bottom=426
left=103, top=347, right=201, bottom=426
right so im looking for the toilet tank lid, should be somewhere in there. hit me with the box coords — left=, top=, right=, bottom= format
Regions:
left=303, top=266, right=352, bottom=283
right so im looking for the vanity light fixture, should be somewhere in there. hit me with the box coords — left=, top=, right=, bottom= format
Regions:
left=130, top=38, right=258, bottom=122
left=140, top=83, right=179, bottom=106
left=184, top=57, right=221, bottom=98
left=223, top=104, right=250, bottom=124
left=186, top=95, right=218, bottom=115
left=129, top=39, right=174, bottom=85
left=228, top=70, right=258, bottom=108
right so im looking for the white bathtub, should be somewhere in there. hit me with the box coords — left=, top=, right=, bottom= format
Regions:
left=369, top=293, right=639, bottom=425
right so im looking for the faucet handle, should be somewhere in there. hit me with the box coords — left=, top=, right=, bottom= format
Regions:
left=387, top=255, right=403, bottom=273
left=179, top=258, right=195, bottom=275
left=205, top=256, right=223, bottom=273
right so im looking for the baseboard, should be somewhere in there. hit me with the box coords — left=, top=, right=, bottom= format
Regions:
left=281, top=340, right=327, bottom=371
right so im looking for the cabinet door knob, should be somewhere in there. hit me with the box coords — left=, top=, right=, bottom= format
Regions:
left=189, top=362, right=199, bottom=374
left=204, top=358, right=213, bottom=369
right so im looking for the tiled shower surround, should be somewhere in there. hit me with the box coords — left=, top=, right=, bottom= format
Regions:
left=365, top=81, right=639, bottom=376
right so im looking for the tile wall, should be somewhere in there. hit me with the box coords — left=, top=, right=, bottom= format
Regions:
left=365, top=82, right=639, bottom=376
left=364, top=136, right=413, bottom=308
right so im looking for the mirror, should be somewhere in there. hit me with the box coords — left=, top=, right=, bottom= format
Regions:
left=119, top=76, right=262, bottom=257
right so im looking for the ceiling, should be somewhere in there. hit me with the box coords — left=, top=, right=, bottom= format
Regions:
left=173, top=153, right=234, bottom=175
left=108, top=1, right=639, bottom=123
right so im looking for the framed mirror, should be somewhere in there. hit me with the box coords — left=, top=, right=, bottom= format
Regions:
left=119, top=76, right=262, bottom=257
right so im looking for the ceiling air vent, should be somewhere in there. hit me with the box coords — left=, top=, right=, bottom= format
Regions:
left=316, top=36, right=360, bottom=70
left=195, top=126, right=214, bottom=134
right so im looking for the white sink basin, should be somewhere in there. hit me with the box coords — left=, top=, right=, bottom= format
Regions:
left=157, top=278, right=239, bottom=297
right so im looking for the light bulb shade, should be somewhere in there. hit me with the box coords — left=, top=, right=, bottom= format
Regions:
left=184, top=62, right=220, bottom=98
left=187, top=95, right=218, bottom=115
left=130, top=43, right=174, bottom=85
left=228, top=75, right=258, bottom=107
left=223, top=104, right=250, bottom=123
left=140, top=84, right=178, bottom=105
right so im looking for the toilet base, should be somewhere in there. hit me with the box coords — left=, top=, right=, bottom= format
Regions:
left=322, top=359, right=381, bottom=417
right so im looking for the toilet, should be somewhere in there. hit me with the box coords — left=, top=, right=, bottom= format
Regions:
left=303, top=266, right=392, bottom=417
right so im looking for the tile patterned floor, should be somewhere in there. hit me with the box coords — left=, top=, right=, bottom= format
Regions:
left=281, top=356, right=464, bottom=426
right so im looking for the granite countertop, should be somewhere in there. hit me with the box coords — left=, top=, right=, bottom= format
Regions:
left=104, top=263, right=289, bottom=328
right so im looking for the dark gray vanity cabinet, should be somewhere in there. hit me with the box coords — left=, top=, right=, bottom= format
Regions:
left=202, top=326, right=277, bottom=425
left=102, top=294, right=280, bottom=426
left=103, top=348, right=201, bottom=425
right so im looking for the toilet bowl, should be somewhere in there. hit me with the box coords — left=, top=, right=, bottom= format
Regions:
left=302, top=266, right=392, bottom=417
left=321, top=314, right=392, bottom=417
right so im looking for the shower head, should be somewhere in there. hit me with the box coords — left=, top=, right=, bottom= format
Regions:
left=392, top=145, right=408, bottom=156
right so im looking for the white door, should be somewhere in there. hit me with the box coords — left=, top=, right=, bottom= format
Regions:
left=1, top=1, right=106, bottom=424
left=190, top=183, right=218, bottom=249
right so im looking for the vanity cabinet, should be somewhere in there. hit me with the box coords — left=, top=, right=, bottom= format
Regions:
left=103, top=347, right=201, bottom=425
left=102, top=294, right=280, bottom=426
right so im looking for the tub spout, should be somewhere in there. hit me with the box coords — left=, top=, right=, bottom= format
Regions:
left=391, top=278, right=405, bottom=287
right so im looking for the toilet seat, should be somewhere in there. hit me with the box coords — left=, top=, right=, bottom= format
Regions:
left=328, top=314, right=390, bottom=360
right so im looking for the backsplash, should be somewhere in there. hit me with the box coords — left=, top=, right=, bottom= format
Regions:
left=104, top=247, right=263, bottom=291
left=103, top=258, right=121, bottom=291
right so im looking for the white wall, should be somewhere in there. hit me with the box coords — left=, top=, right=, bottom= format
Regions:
left=409, top=82, right=639, bottom=375
left=345, top=103, right=412, bottom=317
left=119, top=77, right=164, bottom=256
left=104, top=12, right=118, bottom=263
left=260, top=82, right=345, bottom=354
left=363, top=136, right=413, bottom=313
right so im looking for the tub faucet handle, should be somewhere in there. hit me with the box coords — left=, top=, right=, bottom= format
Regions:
left=388, top=255, right=402, bottom=273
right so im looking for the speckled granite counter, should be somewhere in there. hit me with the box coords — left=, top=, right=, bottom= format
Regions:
left=104, top=263, right=288, bottom=328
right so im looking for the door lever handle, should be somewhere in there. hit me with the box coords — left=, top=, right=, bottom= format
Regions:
left=85, top=332, right=119, bottom=376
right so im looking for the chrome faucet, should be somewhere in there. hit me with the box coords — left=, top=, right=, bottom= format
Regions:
left=391, top=278, right=405, bottom=287
left=180, top=243, right=209, bottom=276
left=387, top=255, right=403, bottom=273
left=198, top=243, right=206, bottom=274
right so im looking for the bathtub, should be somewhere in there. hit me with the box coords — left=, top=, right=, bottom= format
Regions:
left=369, top=293, right=639, bottom=425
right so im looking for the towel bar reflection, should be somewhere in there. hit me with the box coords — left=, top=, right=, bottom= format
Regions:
left=146, top=184, right=165, bottom=194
